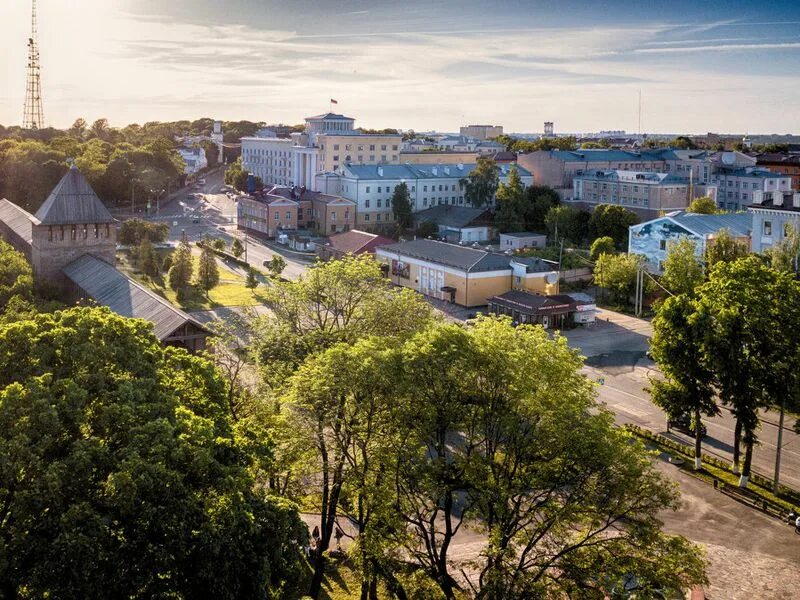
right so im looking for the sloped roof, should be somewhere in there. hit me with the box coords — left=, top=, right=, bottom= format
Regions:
left=380, top=239, right=514, bottom=273
left=0, top=199, right=38, bottom=245
left=62, top=254, right=210, bottom=341
left=305, top=112, right=354, bottom=121
left=414, top=205, right=490, bottom=229
left=35, top=166, right=114, bottom=225
left=325, top=230, right=394, bottom=254
left=663, top=211, right=752, bottom=237
left=344, top=163, right=530, bottom=180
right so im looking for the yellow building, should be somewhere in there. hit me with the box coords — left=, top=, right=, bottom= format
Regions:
left=375, top=239, right=559, bottom=307
left=317, top=133, right=402, bottom=172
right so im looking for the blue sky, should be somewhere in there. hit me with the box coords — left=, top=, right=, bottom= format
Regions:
left=2, top=0, right=799, bottom=133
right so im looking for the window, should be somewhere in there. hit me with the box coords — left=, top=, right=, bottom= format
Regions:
left=370, top=155, right=375, bottom=161
left=392, top=145, right=398, bottom=151
left=331, top=211, right=336, bottom=220
left=381, top=155, right=387, bottom=162
left=358, top=145, right=364, bottom=151
left=377, top=199, right=382, bottom=208
left=366, top=186, right=371, bottom=193
left=659, top=240, right=667, bottom=250
left=274, top=212, right=279, bottom=220
left=333, top=155, right=339, bottom=161
left=365, top=199, right=370, bottom=208
left=70, top=226, right=77, bottom=240
left=346, top=144, right=351, bottom=150
left=358, top=155, right=364, bottom=162
left=377, top=214, right=382, bottom=222
left=286, top=212, right=291, bottom=219
left=370, top=145, right=376, bottom=151
left=334, top=144, right=339, bottom=150
left=331, top=224, right=336, bottom=232
left=423, top=185, right=428, bottom=192
left=364, top=214, right=370, bottom=222
left=763, top=220, right=772, bottom=236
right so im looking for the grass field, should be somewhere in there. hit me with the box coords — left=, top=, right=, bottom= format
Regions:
left=118, top=248, right=270, bottom=312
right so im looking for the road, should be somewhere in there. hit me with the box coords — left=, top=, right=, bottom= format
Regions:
left=148, top=168, right=313, bottom=281
left=565, top=309, right=800, bottom=490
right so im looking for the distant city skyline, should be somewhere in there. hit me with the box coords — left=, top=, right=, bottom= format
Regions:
left=1, top=0, right=800, bottom=133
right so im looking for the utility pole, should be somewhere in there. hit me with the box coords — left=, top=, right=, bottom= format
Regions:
left=774, top=396, right=786, bottom=492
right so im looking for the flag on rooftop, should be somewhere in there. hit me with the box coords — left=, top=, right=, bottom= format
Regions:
left=330, top=98, right=338, bottom=104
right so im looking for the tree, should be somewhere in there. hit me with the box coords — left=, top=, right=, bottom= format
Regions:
left=225, top=157, right=262, bottom=192
left=705, top=228, right=749, bottom=268
left=0, top=307, right=307, bottom=599
left=0, top=239, right=34, bottom=312
left=589, top=236, right=616, bottom=261
left=493, top=165, right=525, bottom=232
left=168, top=233, right=193, bottom=292
left=764, top=225, right=800, bottom=274
left=231, top=237, right=245, bottom=258
left=589, top=204, right=639, bottom=249
left=415, top=220, right=438, bottom=239
left=137, top=236, right=159, bottom=277
left=390, top=318, right=706, bottom=598
left=545, top=205, right=590, bottom=244
left=196, top=237, right=220, bottom=295
left=661, top=237, right=704, bottom=296
left=212, top=237, right=226, bottom=252
left=253, top=255, right=436, bottom=391
left=266, top=255, right=286, bottom=279
left=688, top=196, right=718, bottom=214
left=463, top=157, right=500, bottom=208
left=245, top=267, right=259, bottom=289
left=522, top=185, right=559, bottom=232
left=391, top=182, right=414, bottom=229
left=650, top=295, right=718, bottom=469
left=594, top=252, right=647, bottom=305
left=68, top=117, right=87, bottom=139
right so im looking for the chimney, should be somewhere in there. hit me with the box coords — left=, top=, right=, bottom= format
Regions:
left=794, top=193, right=800, bottom=208
left=432, top=167, right=438, bottom=176
left=457, top=163, right=464, bottom=170
left=773, top=191, right=784, bottom=206
left=444, top=166, right=450, bottom=175
left=752, top=190, right=764, bottom=205
left=377, top=166, right=383, bottom=177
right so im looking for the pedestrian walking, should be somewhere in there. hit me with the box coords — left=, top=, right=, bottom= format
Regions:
left=334, top=525, right=344, bottom=550
left=312, top=525, right=320, bottom=544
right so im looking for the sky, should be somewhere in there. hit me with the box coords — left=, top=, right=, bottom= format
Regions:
left=2, top=0, right=800, bottom=134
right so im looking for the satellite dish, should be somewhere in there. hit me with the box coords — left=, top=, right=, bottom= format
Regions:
left=721, top=152, right=735, bottom=165
left=546, top=273, right=559, bottom=285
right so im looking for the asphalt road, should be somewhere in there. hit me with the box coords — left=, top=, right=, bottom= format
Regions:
left=567, top=309, right=800, bottom=491
left=148, top=168, right=312, bottom=281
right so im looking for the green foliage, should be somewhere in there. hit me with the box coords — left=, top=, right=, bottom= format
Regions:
left=589, top=204, right=639, bottom=249
left=671, top=135, right=697, bottom=149
left=245, top=267, right=259, bottom=289
left=688, top=196, right=719, bottom=214
left=589, top=236, right=616, bottom=261
left=231, top=237, right=245, bottom=258
left=212, top=237, right=227, bottom=252
left=118, top=218, right=170, bottom=245
left=704, top=228, right=749, bottom=268
left=661, top=237, right=704, bottom=296
left=168, top=235, right=193, bottom=291
left=266, top=255, right=286, bottom=279
left=0, top=307, right=307, bottom=599
left=196, top=238, right=221, bottom=294
left=225, top=157, right=263, bottom=192
left=522, top=184, right=560, bottom=232
left=415, top=220, right=438, bottom=239
left=594, top=252, right=648, bottom=305
left=137, top=237, right=160, bottom=277
left=462, top=157, right=500, bottom=208
left=763, top=225, right=800, bottom=273
left=495, top=134, right=578, bottom=152
left=545, top=204, right=591, bottom=244
left=391, top=182, right=414, bottom=229
left=0, top=239, right=34, bottom=312
left=494, top=166, right=526, bottom=232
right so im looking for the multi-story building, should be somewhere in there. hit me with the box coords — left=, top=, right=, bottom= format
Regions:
left=517, top=148, right=711, bottom=197
left=748, top=190, right=800, bottom=253
left=400, top=150, right=479, bottom=165
left=237, top=186, right=356, bottom=237
left=708, top=151, right=792, bottom=211
left=177, top=147, right=208, bottom=175
left=241, top=112, right=401, bottom=190
left=572, top=170, right=711, bottom=218
left=331, top=163, right=533, bottom=228
left=628, top=210, right=752, bottom=273
left=755, top=153, right=800, bottom=191
left=375, top=238, right=558, bottom=307
left=460, top=125, right=503, bottom=141
left=435, top=135, right=478, bottom=152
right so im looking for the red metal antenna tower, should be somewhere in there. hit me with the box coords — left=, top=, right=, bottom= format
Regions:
left=23, top=0, right=44, bottom=129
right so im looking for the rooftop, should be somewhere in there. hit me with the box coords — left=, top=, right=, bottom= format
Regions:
left=34, top=166, right=115, bottom=226
left=380, top=238, right=555, bottom=274
left=501, top=231, right=546, bottom=238
left=489, top=290, right=576, bottom=313
left=324, top=229, right=394, bottom=254
left=545, top=148, right=709, bottom=162
left=305, top=112, right=355, bottom=121
left=0, top=199, right=37, bottom=245
left=62, top=254, right=209, bottom=341
left=577, top=169, right=685, bottom=184
left=414, top=205, right=490, bottom=229
left=344, top=163, right=530, bottom=180
left=662, top=210, right=752, bottom=237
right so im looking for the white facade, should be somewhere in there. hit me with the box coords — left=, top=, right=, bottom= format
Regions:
left=749, top=191, right=800, bottom=253
left=500, top=232, right=547, bottom=250
left=177, top=147, right=208, bottom=175
left=241, top=137, right=319, bottom=189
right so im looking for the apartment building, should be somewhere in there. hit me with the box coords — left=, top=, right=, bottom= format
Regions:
left=748, top=190, right=800, bottom=253
left=241, top=112, right=401, bottom=189
left=517, top=148, right=711, bottom=196
left=375, top=238, right=558, bottom=307
left=460, top=124, right=503, bottom=141
left=572, top=170, right=707, bottom=217
left=709, top=151, right=792, bottom=211
left=755, top=153, right=800, bottom=190
left=335, top=163, right=532, bottom=228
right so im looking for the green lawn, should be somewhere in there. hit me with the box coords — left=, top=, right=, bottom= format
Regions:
left=118, top=248, right=270, bottom=312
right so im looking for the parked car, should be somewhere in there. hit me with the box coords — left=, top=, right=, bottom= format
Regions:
left=667, top=413, right=707, bottom=438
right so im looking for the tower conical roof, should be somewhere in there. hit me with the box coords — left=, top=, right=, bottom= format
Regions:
left=35, top=165, right=114, bottom=225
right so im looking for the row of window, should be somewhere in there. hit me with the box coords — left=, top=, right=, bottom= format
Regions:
left=331, top=144, right=398, bottom=151
left=47, top=224, right=111, bottom=241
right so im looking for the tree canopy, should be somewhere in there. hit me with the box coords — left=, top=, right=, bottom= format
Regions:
left=463, top=157, right=500, bottom=208
left=589, top=204, right=639, bottom=249
left=688, top=196, right=719, bottom=215
left=0, top=307, right=306, bottom=599
left=391, top=181, right=414, bottom=229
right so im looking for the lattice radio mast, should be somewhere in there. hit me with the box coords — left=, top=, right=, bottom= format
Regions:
left=23, top=0, right=44, bottom=129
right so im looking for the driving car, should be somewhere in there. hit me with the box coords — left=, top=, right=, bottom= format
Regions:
left=667, top=413, right=707, bottom=438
